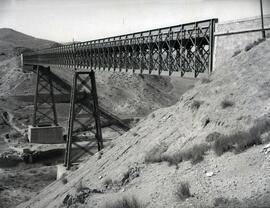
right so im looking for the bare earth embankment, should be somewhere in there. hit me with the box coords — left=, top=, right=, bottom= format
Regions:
left=17, top=38, right=270, bottom=208
left=0, top=28, right=195, bottom=208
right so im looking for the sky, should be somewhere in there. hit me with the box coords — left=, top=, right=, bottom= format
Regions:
left=0, top=0, right=270, bottom=42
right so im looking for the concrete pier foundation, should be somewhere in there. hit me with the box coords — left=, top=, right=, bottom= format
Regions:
left=28, top=125, right=64, bottom=144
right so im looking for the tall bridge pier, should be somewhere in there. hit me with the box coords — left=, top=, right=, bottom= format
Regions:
left=22, top=18, right=218, bottom=169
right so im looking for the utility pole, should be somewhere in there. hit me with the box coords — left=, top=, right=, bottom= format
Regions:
left=260, top=0, right=266, bottom=39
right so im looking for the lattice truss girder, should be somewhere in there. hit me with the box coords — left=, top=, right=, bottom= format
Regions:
left=23, top=19, right=217, bottom=77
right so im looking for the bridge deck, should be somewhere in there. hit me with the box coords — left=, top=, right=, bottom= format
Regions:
left=23, top=19, right=218, bottom=77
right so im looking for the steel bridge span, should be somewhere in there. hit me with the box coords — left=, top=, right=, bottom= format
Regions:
left=22, top=19, right=218, bottom=169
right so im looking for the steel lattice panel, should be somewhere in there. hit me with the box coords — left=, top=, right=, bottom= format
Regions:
left=23, top=19, right=217, bottom=77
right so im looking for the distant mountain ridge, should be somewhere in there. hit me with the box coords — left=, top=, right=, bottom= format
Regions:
left=0, top=28, right=59, bottom=60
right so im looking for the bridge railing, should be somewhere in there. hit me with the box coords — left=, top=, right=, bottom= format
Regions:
left=23, top=18, right=218, bottom=77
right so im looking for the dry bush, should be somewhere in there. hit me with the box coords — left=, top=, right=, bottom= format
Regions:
left=213, top=197, right=242, bottom=208
left=161, top=152, right=183, bottom=166
left=213, top=119, right=270, bottom=156
left=213, top=131, right=259, bottom=156
left=162, top=143, right=210, bottom=165
left=76, top=180, right=88, bottom=193
left=206, top=132, right=222, bottom=143
left=221, top=100, right=234, bottom=109
left=61, top=177, right=68, bottom=184
left=245, top=38, right=265, bottom=52
left=104, top=196, right=144, bottom=208
left=201, top=77, right=212, bottom=84
left=191, top=100, right=202, bottom=111
left=103, top=178, right=113, bottom=188
left=145, top=143, right=168, bottom=163
left=232, top=49, right=241, bottom=57
left=132, top=132, right=138, bottom=137
left=175, top=182, right=191, bottom=201
left=183, top=144, right=210, bottom=164
left=245, top=43, right=253, bottom=52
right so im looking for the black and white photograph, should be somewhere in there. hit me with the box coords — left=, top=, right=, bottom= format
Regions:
left=0, top=0, right=270, bottom=207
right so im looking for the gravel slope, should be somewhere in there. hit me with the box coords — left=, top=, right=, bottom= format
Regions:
left=17, top=38, right=270, bottom=207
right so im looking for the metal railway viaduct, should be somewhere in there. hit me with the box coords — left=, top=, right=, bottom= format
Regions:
left=22, top=19, right=218, bottom=169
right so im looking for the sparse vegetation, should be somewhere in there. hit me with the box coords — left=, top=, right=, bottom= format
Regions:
left=245, top=38, right=265, bottom=52
left=232, top=49, right=241, bottom=57
left=121, top=166, right=141, bottom=185
left=213, top=197, right=241, bottom=207
left=206, top=132, right=222, bottom=143
left=191, top=100, right=202, bottom=111
left=146, top=118, right=270, bottom=165
left=213, top=119, right=270, bottom=156
left=201, top=77, right=211, bottom=84
left=76, top=180, right=87, bottom=193
left=161, top=143, right=210, bottom=165
left=133, top=132, right=138, bottom=137
left=61, top=176, right=68, bottom=184
left=145, top=143, right=168, bottom=163
left=175, top=182, right=191, bottom=201
left=104, top=196, right=144, bottom=208
left=103, top=178, right=113, bottom=188
left=221, top=100, right=234, bottom=109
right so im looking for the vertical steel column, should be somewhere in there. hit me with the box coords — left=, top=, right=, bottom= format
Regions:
left=64, top=71, right=103, bottom=169
left=168, top=28, right=173, bottom=76
left=140, top=33, right=143, bottom=74
left=208, top=19, right=215, bottom=74
left=48, top=68, right=58, bottom=126
left=158, top=30, right=162, bottom=75
left=149, top=34, right=153, bottom=74
left=260, top=0, right=266, bottom=39
left=32, top=65, right=39, bottom=126
left=32, top=65, right=58, bottom=127
left=90, top=70, right=103, bottom=151
left=194, top=22, right=199, bottom=78
left=64, top=72, right=77, bottom=168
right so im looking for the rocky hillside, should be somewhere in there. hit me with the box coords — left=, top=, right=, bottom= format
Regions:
left=51, top=67, right=195, bottom=118
left=0, top=28, right=58, bottom=60
left=17, top=38, right=270, bottom=208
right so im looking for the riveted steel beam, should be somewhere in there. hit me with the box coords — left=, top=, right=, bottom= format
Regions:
left=23, top=19, right=218, bottom=77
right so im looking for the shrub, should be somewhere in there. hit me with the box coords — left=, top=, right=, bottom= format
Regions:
left=213, top=119, right=270, bottom=156
left=61, top=177, right=68, bottom=184
left=161, top=152, right=183, bottom=166
left=245, top=43, right=253, bottom=52
left=213, top=197, right=242, bottom=208
left=175, top=182, right=191, bottom=201
left=245, top=38, right=266, bottom=52
left=232, top=49, right=241, bottom=57
left=76, top=180, right=88, bottom=192
left=145, top=143, right=168, bottom=163
left=182, top=144, right=210, bottom=164
left=191, top=100, right=202, bottom=111
left=133, top=132, right=138, bottom=137
left=206, top=132, right=221, bottom=143
left=201, top=77, right=211, bottom=84
left=162, top=143, right=210, bottom=165
left=221, top=100, right=234, bottom=109
left=103, top=178, right=113, bottom=188
left=104, top=196, right=144, bottom=208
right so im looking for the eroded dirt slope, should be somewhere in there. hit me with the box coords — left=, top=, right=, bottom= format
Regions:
left=17, top=38, right=270, bottom=208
